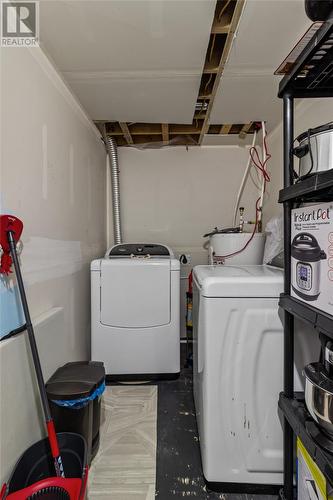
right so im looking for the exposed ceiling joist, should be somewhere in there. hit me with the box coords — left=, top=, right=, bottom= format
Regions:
left=239, top=122, right=253, bottom=139
left=97, top=0, right=248, bottom=147
left=198, top=0, right=246, bottom=144
left=162, top=124, right=169, bottom=145
left=119, top=122, right=133, bottom=145
left=219, top=124, right=232, bottom=134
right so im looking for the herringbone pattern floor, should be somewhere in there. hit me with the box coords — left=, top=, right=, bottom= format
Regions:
left=88, top=386, right=157, bottom=500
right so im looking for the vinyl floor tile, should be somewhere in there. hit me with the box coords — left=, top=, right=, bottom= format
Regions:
left=88, top=386, right=157, bottom=500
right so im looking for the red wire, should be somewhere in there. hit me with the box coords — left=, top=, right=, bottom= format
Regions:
left=213, top=127, right=272, bottom=263
left=249, top=147, right=271, bottom=182
left=262, top=132, right=272, bottom=194
left=249, top=128, right=272, bottom=189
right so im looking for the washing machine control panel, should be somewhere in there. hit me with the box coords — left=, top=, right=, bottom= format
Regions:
left=108, top=244, right=170, bottom=257
left=296, top=262, right=312, bottom=291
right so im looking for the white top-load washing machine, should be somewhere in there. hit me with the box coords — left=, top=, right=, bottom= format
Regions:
left=193, top=265, right=287, bottom=492
left=91, top=243, right=180, bottom=379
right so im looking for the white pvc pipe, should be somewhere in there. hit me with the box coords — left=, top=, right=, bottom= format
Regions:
left=232, top=130, right=257, bottom=227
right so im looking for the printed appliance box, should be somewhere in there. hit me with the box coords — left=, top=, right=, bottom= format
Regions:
left=291, top=202, right=333, bottom=315
left=297, top=438, right=333, bottom=500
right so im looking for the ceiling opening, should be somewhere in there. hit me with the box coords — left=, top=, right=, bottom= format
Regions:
left=97, top=0, right=251, bottom=147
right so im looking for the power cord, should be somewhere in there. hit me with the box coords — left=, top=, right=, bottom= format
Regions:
left=292, top=127, right=315, bottom=182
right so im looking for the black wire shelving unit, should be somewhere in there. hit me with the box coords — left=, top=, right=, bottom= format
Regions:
left=278, top=20, right=333, bottom=500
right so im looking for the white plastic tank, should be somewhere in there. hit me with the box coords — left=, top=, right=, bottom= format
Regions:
left=208, top=233, right=266, bottom=265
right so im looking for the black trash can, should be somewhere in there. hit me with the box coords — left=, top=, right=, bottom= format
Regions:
left=45, top=361, right=105, bottom=464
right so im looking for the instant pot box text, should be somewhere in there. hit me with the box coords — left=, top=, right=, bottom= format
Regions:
left=297, top=438, right=333, bottom=500
left=291, top=202, right=333, bottom=315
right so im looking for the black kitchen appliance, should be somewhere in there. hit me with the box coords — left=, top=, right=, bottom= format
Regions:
left=293, top=123, right=333, bottom=179
left=305, top=0, right=333, bottom=21
left=304, top=334, right=333, bottom=452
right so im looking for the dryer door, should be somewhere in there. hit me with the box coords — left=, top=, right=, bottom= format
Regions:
left=100, top=259, right=171, bottom=328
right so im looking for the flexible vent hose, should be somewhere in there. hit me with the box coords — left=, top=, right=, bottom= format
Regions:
left=105, top=136, right=122, bottom=244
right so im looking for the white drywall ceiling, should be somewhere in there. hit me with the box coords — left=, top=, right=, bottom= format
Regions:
left=211, top=74, right=283, bottom=128
left=40, top=0, right=216, bottom=123
left=210, top=0, right=311, bottom=131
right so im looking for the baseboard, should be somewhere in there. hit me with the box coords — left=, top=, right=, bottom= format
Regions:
left=204, top=477, right=282, bottom=495
left=106, top=372, right=180, bottom=383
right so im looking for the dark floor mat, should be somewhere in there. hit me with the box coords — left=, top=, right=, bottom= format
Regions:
left=155, top=347, right=279, bottom=500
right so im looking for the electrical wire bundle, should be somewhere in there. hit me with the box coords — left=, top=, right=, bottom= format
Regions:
left=218, top=121, right=271, bottom=262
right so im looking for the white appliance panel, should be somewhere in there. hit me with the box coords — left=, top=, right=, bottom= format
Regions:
left=100, top=259, right=170, bottom=328
left=91, top=254, right=180, bottom=376
left=193, top=264, right=321, bottom=487
left=231, top=306, right=283, bottom=473
left=197, top=297, right=284, bottom=484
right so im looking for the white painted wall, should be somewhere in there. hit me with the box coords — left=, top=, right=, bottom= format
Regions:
left=112, top=145, right=266, bottom=336
left=265, top=98, right=333, bottom=222
left=117, top=145, right=262, bottom=251
left=0, top=46, right=106, bottom=484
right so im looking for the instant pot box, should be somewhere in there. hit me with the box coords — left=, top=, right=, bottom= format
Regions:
left=291, top=202, right=333, bottom=315
left=297, top=439, right=333, bottom=500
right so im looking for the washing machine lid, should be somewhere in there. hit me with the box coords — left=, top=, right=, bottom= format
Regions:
left=193, top=265, right=283, bottom=298
left=100, top=259, right=171, bottom=328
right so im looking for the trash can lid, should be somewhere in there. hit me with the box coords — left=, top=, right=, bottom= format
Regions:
left=46, top=361, right=105, bottom=400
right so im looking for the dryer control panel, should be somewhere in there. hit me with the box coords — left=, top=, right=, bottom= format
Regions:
left=108, top=243, right=170, bottom=258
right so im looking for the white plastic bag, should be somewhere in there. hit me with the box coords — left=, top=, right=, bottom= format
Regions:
left=263, top=216, right=283, bottom=264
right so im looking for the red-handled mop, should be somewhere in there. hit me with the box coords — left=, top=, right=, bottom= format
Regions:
left=0, top=215, right=88, bottom=499
left=0, top=215, right=65, bottom=479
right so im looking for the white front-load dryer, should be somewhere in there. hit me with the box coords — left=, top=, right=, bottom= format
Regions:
left=91, top=243, right=180, bottom=379
left=192, top=265, right=317, bottom=492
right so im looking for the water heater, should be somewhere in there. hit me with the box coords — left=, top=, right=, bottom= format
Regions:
left=208, top=233, right=266, bottom=265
